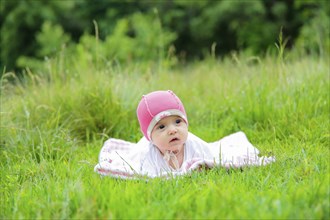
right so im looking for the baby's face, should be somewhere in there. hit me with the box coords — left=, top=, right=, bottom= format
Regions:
left=151, top=115, right=188, bottom=156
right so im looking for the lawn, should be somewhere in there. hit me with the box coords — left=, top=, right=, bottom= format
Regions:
left=1, top=54, right=329, bottom=219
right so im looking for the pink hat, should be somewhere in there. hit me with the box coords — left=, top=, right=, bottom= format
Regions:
left=136, top=90, right=188, bottom=141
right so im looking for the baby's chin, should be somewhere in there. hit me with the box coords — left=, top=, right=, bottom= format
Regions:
left=164, top=144, right=184, bottom=155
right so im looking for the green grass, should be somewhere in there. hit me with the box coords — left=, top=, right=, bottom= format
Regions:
left=1, top=54, right=329, bottom=219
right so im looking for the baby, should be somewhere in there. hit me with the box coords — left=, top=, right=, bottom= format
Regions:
left=94, top=90, right=275, bottom=179
left=137, top=90, right=215, bottom=175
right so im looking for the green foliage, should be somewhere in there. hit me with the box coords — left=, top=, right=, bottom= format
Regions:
left=1, top=0, right=329, bottom=74
left=102, top=11, right=176, bottom=65
left=295, top=7, right=330, bottom=56
left=36, top=21, right=71, bottom=58
left=0, top=0, right=76, bottom=72
left=189, top=0, right=274, bottom=54
left=11, top=11, right=176, bottom=75
left=16, top=21, right=72, bottom=71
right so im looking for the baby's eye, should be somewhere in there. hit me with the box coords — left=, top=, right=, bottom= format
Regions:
left=175, top=119, right=182, bottom=124
left=158, top=124, right=165, bottom=130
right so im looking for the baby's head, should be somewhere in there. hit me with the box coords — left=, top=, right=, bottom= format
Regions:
left=136, top=90, right=188, bottom=154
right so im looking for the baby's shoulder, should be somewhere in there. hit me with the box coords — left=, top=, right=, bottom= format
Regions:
left=185, top=132, right=214, bottom=159
left=186, top=132, right=208, bottom=146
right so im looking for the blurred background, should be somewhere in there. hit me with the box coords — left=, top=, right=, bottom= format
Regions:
left=0, top=0, right=329, bottom=76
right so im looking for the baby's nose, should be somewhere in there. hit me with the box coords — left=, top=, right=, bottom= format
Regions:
left=168, top=125, right=177, bottom=134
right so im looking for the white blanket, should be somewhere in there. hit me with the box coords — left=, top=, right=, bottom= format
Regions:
left=94, top=131, right=275, bottom=179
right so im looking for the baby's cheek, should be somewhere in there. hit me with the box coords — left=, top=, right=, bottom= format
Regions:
left=183, top=132, right=188, bottom=141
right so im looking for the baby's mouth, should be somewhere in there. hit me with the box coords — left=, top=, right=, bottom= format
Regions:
left=169, top=137, right=179, bottom=143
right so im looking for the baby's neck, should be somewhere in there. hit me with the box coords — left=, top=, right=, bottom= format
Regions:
left=174, top=150, right=184, bottom=169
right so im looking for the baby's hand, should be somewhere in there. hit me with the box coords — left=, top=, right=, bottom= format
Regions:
left=163, top=150, right=180, bottom=170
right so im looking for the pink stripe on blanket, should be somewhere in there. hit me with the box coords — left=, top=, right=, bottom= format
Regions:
left=109, top=139, right=132, bottom=146
left=101, top=138, right=133, bottom=153
left=101, top=146, right=130, bottom=152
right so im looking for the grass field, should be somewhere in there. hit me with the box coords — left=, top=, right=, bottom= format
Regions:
left=1, top=54, right=329, bottom=219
